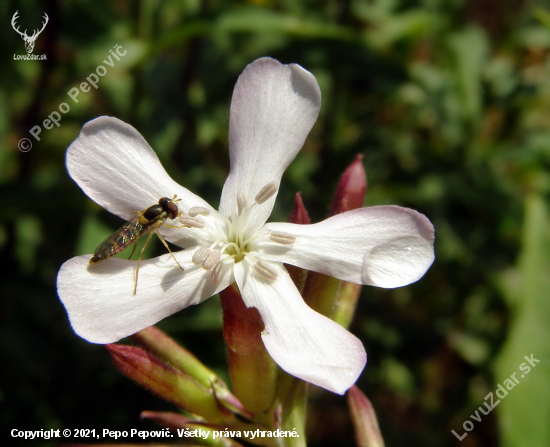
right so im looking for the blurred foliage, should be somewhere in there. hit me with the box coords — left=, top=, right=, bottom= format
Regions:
left=1, top=0, right=550, bottom=446
left=495, top=195, right=550, bottom=447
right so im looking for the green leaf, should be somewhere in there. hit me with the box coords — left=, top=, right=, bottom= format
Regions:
left=495, top=194, right=550, bottom=447
left=447, top=26, right=489, bottom=123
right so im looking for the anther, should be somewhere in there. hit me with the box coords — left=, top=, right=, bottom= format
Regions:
left=210, top=261, right=224, bottom=284
left=192, top=247, right=209, bottom=264
left=237, top=193, right=247, bottom=215
left=253, top=260, right=278, bottom=281
left=269, top=231, right=296, bottom=245
left=203, top=250, right=221, bottom=270
left=255, top=181, right=278, bottom=204
left=188, top=206, right=211, bottom=217
left=179, top=216, right=206, bottom=228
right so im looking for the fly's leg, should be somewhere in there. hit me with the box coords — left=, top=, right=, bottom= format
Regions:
left=127, top=241, right=138, bottom=260
left=163, top=223, right=189, bottom=229
left=133, top=232, right=154, bottom=295
left=163, top=214, right=189, bottom=230
left=155, top=230, right=184, bottom=271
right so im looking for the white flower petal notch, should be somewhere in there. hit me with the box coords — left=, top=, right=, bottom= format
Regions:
left=57, top=56, right=435, bottom=395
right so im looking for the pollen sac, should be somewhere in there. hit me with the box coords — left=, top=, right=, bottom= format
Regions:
left=253, top=260, right=278, bottom=281
left=255, top=181, right=278, bottom=204
left=203, top=250, right=221, bottom=270
left=192, top=247, right=209, bottom=265
left=269, top=231, right=296, bottom=245
left=179, top=216, right=206, bottom=229
left=210, top=261, right=224, bottom=284
left=188, top=206, right=211, bottom=218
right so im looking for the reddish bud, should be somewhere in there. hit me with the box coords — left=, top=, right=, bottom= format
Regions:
left=131, top=327, right=252, bottom=419
left=347, top=386, right=385, bottom=447
left=220, top=284, right=278, bottom=413
left=329, top=154, right=367, bottom=216
left=131, top=326, right=216, bottom=388
left=288, top=193, right=311, bottom=224
left=106, top=344, right=228, bottom=423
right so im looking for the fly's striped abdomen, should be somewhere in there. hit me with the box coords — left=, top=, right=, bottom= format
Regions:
left=88, top=196, right=184, bottom=295
left=89, top=217, right=145, bottom=263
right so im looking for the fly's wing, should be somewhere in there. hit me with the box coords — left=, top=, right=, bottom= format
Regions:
left=90, top=214, right=148, bottom=263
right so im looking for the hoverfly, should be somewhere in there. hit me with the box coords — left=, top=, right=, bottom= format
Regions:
left=89, top=196, right=184, bottom=294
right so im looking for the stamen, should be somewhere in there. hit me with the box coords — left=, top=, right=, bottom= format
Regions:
left=218, top=241, right=240, bottom=256
left=269, top=231, right=296, bottom=245
left=210, top=260, right=224, bottom=284
left=253, top=260, right=278, bottom=281
left=213, top=215, right=234, bottom=240
left=237, top=193, right=247, bottom=215
left=255, top=181, right=278, bottom=204
left=203, top=250, right=221, bottom=270
left=179, top=216, right=206, bottom=228
left=188, top=206, right=211, bottom=217
left=192, top=247, right=209, bottom=264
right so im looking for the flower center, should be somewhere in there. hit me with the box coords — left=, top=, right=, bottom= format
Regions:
left=179, top=181, right=293, bottom=284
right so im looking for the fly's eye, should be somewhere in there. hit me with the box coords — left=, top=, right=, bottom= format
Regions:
left=161, top=199, right=179, bottom=219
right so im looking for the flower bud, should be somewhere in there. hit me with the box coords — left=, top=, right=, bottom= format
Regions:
left=130, top=326, right=217, bottom=388
left=106, top=344, right=229, bottom=423
left=288, top=192, right=311, bottom=224
left=347, top=386, right=385, bottom=447
left=329, top=154, right=367, bottom=216
left=130, top=327, right=252, bottom=419
left=220, top=283, right=278, bottom=413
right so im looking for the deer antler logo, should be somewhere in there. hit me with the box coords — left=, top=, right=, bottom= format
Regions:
left=11, top=11, right=49, bottom=54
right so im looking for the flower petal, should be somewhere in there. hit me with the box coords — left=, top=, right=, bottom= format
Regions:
left=255, top=206, right=435, bottom=288
left=234, top=261, right=366, bottom=394
left=57, top=251, right=233, bottom=344
left=219, top=57, right=321, bottom=234
left=66, top=116, right=214, bottom=246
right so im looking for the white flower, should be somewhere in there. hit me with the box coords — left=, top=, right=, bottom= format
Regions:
left=57, top=57, right=435, bottom=394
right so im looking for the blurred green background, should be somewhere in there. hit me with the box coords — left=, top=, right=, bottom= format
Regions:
left=1, top=0, right=550, bottom=446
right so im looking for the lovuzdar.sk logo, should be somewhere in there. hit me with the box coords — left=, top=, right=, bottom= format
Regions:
left=12, top=10, right=48, bottom=60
